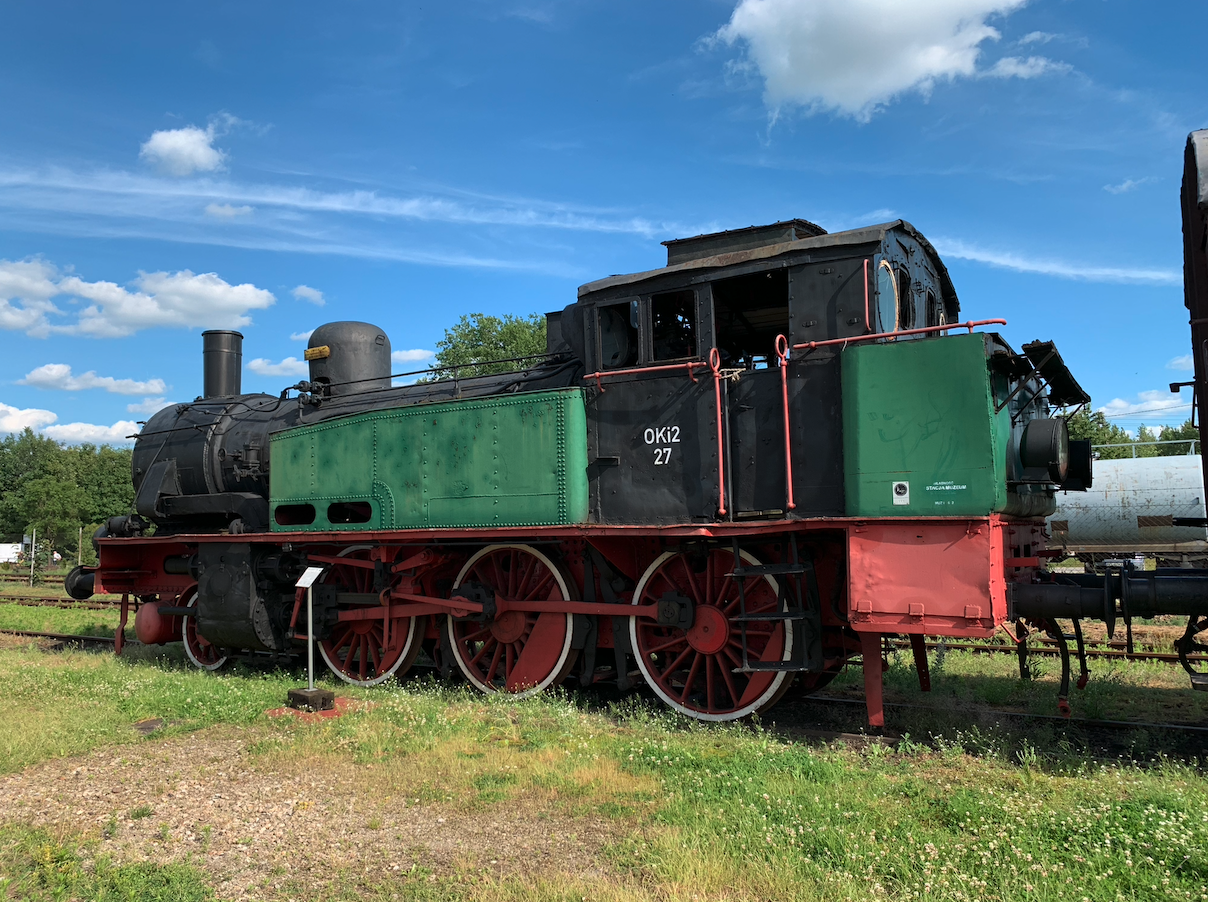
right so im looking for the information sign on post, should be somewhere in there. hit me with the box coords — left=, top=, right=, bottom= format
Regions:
left=286, top=566, right=335, bottom=712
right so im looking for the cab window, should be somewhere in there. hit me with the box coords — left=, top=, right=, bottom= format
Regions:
left=651, top=290, right=697, bottom=361
left=598, top=300, right=639, bottom=369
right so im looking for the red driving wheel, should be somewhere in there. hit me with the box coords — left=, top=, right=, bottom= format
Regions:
left=445, top=544, right=577, bottom=697
left=629, top=548, right=793, bottom=721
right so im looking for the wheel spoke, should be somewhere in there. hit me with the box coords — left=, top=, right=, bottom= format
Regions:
left=646, top=634, right=688, bottom=654
left=678, top=556, right=704, bottom=606
left=659, top=644, right=694, bottom=680
left=469, top=636, right=496, bottom=666
left=485, top=642, right=503, bottom=683
left=719, top=656, right=741, bottom=706
left=680, top=652, right=702, bottom=703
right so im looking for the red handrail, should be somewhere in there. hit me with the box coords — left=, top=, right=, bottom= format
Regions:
left=709, top=348, right=727, bottom=517
left=775, top=335, right=795, bottom=511
left=583, top=360, right=708, bottom=392
left=793, top=319, right=1007, bottom=353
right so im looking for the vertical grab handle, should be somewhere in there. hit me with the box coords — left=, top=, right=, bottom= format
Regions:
left=709, top=348, right=727, bottom=518
left=775, top=334, right=796, bottom=512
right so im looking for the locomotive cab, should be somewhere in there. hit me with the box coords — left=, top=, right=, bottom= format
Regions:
left=567, top=219, right=1083, bottom=524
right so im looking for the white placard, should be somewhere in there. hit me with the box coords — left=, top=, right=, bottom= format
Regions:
left=296, top=566, right=326, bottom=588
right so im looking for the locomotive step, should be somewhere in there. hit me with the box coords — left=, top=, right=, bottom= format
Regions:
left=1192, top=673, right=1208, bottom=692
left=732, top=611, right=807, bottom=622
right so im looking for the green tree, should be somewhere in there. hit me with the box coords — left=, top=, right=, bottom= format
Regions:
left=0, top=429, right=134, bottom=560
left=1156, top=418, right=1200, bottom=456
left=0, top=429, right=62, bottom=540
left=431, top=313, right=547, bottom=379
left=1065, top=410, right=1137, bottom=459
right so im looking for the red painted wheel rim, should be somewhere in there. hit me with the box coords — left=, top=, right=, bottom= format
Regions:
left=631, top=549, right=791, bottom=720
left=181, top=586, right=226, bottom=670
left=448, top=545, right=575, bottom=695
left=318, top=549, right=416, bottom=686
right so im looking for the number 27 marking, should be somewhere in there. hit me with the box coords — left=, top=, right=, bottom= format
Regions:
left=654, top=447, right=673, bottom=465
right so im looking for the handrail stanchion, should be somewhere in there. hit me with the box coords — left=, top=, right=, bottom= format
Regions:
left=775, top=334, right=795, bottom=512
left=710, top=348, right=727, bottom=518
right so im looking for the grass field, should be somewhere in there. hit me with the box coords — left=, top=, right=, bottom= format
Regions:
left=0, top=632, right=1205, bottom=901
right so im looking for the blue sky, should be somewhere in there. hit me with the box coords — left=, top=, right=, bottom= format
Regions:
left=0, top=0, right=1203, bottom=444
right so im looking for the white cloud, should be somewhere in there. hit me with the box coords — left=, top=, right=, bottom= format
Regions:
left=1168, top=355, right=1195, bottom=372
left=932, top=238, right=1180, bottom=285
left=0, top=402, right=136, bottom=445
left=981, top=55, right=1071, bottom=79
left=291, top=285, right=325, bottom=305
left=247, top=356, right=308, bottom=377
left=0, top=258, right=64, bottom=337
left=0, top=258, right=276, bottom=338
left=714, top=0, right=1064, bottom=121
left=140, top=124, right=227, bottom=177
left=19, top=363, right=166, bottom=395
left=1099, top=389, right=1193, bottom=421
left=1104, top=176, right=1156, bottom=195
left=126, top=397, right=176, bottom=416
left=204, top=202, right=254, bottom=218
left=0, top=402, right=57, bottom=433
left=1018, top=30, right=1055, bottom=45
left=391, top=349, right=435, bottom=364
left=289, top=329, right=315, bottom=342
left=63, top=269, right=276, bottom=338
left=44, top=420, right=139, bottom=444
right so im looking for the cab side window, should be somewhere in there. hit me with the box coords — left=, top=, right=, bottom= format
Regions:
left=598, top=300, right=639, bottom=369
left=651, top=290, right=697, bottom=361
left=897, top=267, right=915, bottom=330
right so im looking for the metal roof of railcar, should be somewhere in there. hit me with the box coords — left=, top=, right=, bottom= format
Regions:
left=577, top=219, right=959, bottom=310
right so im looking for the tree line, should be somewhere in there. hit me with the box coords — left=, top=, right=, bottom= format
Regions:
left=0, top=429, right=133, bottom=564
left=1066, top=410, right=1200, bottom=459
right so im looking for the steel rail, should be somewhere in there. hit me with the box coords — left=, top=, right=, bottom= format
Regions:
left=800, top=693, right=1208, bottom=735
left=0, top=628, right=127, bottom=646
left=893, top=637, right=1206, bottom=665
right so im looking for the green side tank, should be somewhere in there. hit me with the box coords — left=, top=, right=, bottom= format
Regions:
left=268, top=388, right=589, bottom=531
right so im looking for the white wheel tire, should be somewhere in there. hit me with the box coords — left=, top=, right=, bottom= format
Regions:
left=628, top=548, right=792, bottom=722
left=446, top=544, right=576, bottom=699
left=181, top=587, right=228, bottom=672
left=319, top=615, right=419, bottom=687
left=318, top=544, right=419, bottom=687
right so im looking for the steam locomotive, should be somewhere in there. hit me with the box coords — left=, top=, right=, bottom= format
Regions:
left=69, top=158, right=1208, bottom=722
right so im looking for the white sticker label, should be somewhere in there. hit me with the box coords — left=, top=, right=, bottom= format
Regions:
left=892, top=481, right=910, bottom=506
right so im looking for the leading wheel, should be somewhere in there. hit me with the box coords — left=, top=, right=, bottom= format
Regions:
left=629, top=548, right=793, bottom=721
left=445, top=544, right=578, bottom=697
left=318, top=547, right=421, bottom=687
left=181, top=585, right=227, bottom=671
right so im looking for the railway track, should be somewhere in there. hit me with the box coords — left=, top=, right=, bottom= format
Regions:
left=0, top=595, right=123, bottom=611
left=0, top=628, right=129, bottom=647
left=888, top=637, right=1207, bottom=666
left=0, top=595, right=1205, bottom=666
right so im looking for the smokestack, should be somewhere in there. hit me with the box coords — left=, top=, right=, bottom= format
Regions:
left=202, top=330, right=243, bottom=398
